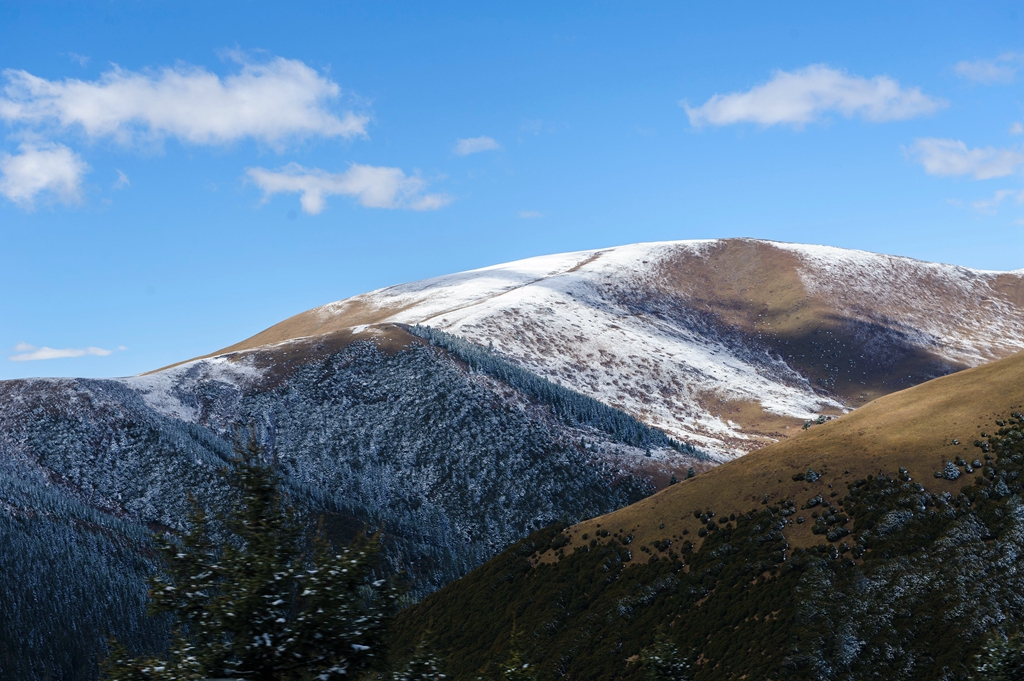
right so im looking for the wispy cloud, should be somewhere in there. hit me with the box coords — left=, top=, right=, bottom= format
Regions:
left=0, top=142, right=88, bottom=209
left=970, top=188, right=1024, bottom=215
left=9, top=342, right=125, bottom=362
left=518, top=210, right=543, bottom=219
left=247, top=163, right=451, bottom=214
left=1011, top=122, right=1023, bottom=136
left=954, top=53, right=1022, bottom=84
left=66, top=52, right=90, bottom=67
left=908, top=138, right=1024, bottom=179
left=683, top=64, right=945, bottom=128
left=0, top=54, right=368, bottom=148
left=453, top=136, right=500, bottom=156
left=113, top=169, right=129, bottom=189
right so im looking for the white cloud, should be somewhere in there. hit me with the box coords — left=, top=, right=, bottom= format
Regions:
left=683, top=64, right=945, bottom=128
left=67, top=53, right=90, bottom=68
left=247, top=163, right=451, bottom=214
left=971, top=188, right=1024, bottom=215
left=0, top=54, right=368, bottom=148
left=1011, top=122, right=1023, bottom=136
left=0, top=142, right=88, bottom=208
left=453, top=136, right=500, bottom=155
left=954, top=54, right=1021, bottom=84
left=518, top=210, right=543, bottom=219
left=112, top=169, right=129, bottom=189
left=908, top=138, right=1024, bottom=179
left=9, top=342, right=120, bottom=361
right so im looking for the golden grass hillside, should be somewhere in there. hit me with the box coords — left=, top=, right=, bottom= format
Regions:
left=545, top=349, right=1024, bottom=558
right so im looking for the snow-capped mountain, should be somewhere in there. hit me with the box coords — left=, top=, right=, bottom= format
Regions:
left=191, top=238, right=1024, bottom=458
left=3, top=238, right=1023, bottom=680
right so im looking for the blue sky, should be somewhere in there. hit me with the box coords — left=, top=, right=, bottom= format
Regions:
left=1, top=1, right=1023, bottom=378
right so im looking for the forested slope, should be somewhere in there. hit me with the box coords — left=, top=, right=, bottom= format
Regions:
left=0, top=334, right=690, bottom=681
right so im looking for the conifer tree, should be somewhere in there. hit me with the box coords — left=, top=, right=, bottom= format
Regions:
left=499, top=625, right=536, bottom=681
left=640, top=633, right=690, bottom=681
left=392, top=636, right=446, bottom=681
left=102, top=439, right=398, bottom=681
left=975, top=632, right=1024, bottom=680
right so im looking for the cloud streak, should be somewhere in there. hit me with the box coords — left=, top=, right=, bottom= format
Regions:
left=247, top=163, right=451, bottom=214
left=0, top=55, right=368, bottom=148
left=683, top=64, right=944, bottom=128
left=954, top=54, right=1022, bottom=84
left=908, top=138, right=1024, bottom=179
left=9, top=342, right=124, bottom=362
left=0, top=142, right=88, bottom=208
left=970, top=188, right=1024, bottom=215
left=453, top=136, right=500, bottom=155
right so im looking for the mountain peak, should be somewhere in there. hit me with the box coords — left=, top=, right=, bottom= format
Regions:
left=178, top=239, right=1024, bottom=458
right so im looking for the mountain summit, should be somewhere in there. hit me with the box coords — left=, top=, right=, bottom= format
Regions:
left=183, top=238, right=1024, bottom=458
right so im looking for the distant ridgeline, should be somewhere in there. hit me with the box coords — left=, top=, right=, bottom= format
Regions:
left=405, top=325, right=704, bottom=457
left=392, top=414, right=1024, bottom=681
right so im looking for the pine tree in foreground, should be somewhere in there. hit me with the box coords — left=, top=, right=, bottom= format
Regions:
left=975, top=631, right=1024, bottom=681
left=102, top=439, right=398, bottom=681
left=498, top=626, right=536, bottom=681
left=391, top=636, right=446, bottom=681
left=640, top=634, right=690, bottom=681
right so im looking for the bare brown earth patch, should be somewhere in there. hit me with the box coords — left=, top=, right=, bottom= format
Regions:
left=565, top=251, right=604, bottom=273
left=652, top=239, right=964, bottom=404
left=541, top=349, right=1024, bottom=562
left=992, top=271, right=1024, bottom=307
left=697, top=395, right=810, bottom=445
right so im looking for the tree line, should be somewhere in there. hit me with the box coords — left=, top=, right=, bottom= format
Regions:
left=405, top=325, right=704, bottom=458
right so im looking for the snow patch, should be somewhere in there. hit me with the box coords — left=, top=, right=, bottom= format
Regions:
left=120, top=354, right=262, bottom=422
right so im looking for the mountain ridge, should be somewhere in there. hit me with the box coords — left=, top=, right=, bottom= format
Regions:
left=152, top=238, right=1024, bottom=458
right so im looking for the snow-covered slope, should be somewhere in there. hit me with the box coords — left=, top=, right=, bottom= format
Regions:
left=197, top=238, right=1024, bottom=459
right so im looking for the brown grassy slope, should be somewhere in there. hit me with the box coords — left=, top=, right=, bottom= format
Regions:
left=543, top=350, right=1024, bottom=558
left=147, top=323, right=423, bottom=377
left=145, top=296, right=418, bottom=374
left=653, top=239, right=973, bottom=406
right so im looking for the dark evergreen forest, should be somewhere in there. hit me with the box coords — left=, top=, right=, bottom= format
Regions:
left=405, top=325, right=702, bottom=456
left=0, top=340, right=679, bottom=681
